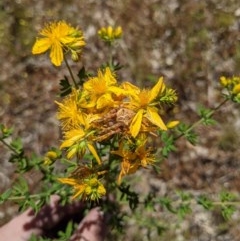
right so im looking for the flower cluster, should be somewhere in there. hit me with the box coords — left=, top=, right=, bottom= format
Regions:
left=98, top=26, right=123, bottom=44
left=32, top=21, right=85, bottom=66
left=32, top=21, right=178, bottom=201
left=220, top=76, right=240, bottom=103
left=56, top=67, right=178, bottom=199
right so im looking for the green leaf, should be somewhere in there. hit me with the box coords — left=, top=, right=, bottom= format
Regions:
left=12, top=177, right=30, bottom=208
left=29, top=234, right=51, bottom=241
left=160, top=132, right=177, bottom=157
left=220, top=191, right=236, bottom=202
left=176, top=190, right=192, bottom=202
left=10, top=137, right=23, bottom=153
left=77, top=66, right=87, bottom=85
left=176, top=122, right=198, bottom=145
left=177, top=203, right=192, bottom=219
left=9, top=153, right=31, bottom=173
left=59, top=76, right=72, bottom=97
left=158, top=197, right=176, bottom=213
left=144, top=193, right=155, bottom=210
left=197, top=106, right=216, bottom=126
left=197, top=195, right=213, bottom=210
left=0, top=189, right=12, bottom=204
left=77, top=66, right=86, bottom=79
left=118, top=183, right=139, bottom=211
left=221, top=205, right=235, bottom=220
left=58, top=220, right=74, bottom=240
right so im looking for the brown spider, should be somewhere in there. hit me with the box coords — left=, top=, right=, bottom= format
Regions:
left=92, top=107, right=135, bottom=142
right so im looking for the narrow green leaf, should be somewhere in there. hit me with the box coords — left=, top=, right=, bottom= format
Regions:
left=0, top=189, right=12, bottom=203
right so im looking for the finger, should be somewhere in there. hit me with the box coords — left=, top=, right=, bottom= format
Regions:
left=70, top=207, right=106, bottom=241
left=23, top=196, right=85, bottom=231
left=49, top=194, right=61, bottom=208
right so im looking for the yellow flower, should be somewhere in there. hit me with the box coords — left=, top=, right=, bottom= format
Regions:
left=98, top=26, right=122, bottom=43
left=43, top=151, right=57, bottom=165
left=43, top=148, right=61, bottom=165
left=83, top=67, right=124, bottom=109
left=60, top=128, right=101, bottom=164
left=112, top=136, right=156, bottom=183
left=124, top=77, right=167, bottom=137
left=60, top=114, right=101, bottom=164
left=135, top=143, right=155, bottom=168
left=55, top=88, right=88, bottom=131
left=220, top=76, right=240, bottom=102
left=32, top=21, right=85, bottom=66
left=220, top=76, right=240, bottom=90
left=111, top=142, right=139, bottom=183
left=58, top=177, right=87, bottom=199
left=118, top=159, right=139, bottom=184
left=84, top=178, right=106, bottom=200
left=58, top=176, right=106, bottom=200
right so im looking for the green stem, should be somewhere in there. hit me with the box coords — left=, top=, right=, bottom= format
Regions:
left=0, top=138, right=20, bottom=155
left=108, top=42, right=113, bottom=70
left=212, top=201, right=240, bottom=206
left=64, top=55, right=78, bottom=88
left=175, top=98, right=229, bottom=140
left=8, top=193, right=47, bottom=201
left=132, top=197, right=240, bottom=207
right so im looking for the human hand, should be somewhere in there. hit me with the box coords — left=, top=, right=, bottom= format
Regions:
left=0, top=195, right=106, bottom=241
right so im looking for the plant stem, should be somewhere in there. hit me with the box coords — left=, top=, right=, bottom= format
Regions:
left=8, top=193, right=47, bottom=201
left=212, top=201, right=240, bottom=206
left=64, top=55, right=78, bottom=88
left=0, top=138, right=20, bottom=155
left=175, top=98, right=229, bottom=140
left=133, top=196, right=240, bottom=207
left=108, top=42, right=113, bottom=70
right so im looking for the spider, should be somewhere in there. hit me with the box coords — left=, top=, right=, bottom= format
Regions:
left=70, top=165, right=107, bottom=180
left=93, top=107, right=135, bottom=142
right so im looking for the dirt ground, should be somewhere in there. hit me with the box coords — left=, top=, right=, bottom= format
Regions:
left=1, top=0, right=240, bottom=240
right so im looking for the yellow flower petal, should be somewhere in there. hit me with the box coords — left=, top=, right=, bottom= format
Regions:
left=108, top=86, right=126, bottom=96
left=87, top=143, right=101, bottom=164
left=58, top=177, right=87, bottom=200
left=50, top=42, right=64, bottom=66
left=58, top=177, right=77, bottom=185
left=121, top=81, right=140, bottom=94
left=114, top=26, right=123, bottom=38
left=130, top=109, right=143, bottom=137
left=67, top=146, right=78, bottom=159
left=166, top=120, right=180, bottom=129
left=233, top=83, right=240, bottom=94
left=149, top=77, right=164, bottom=102
left=220, top=76, right=228, bottom=87
left=97, top=185, right=107, bottom=196
left=96, top=93, right=114, bottom=109
left=104, top=67, right=117, bottom=86
left=72, top=186, right=86, bottom=199
left=107, top=26, right=113, bottom=37
left=60, top=129, right=85, bottom=149
left=146, top=107, right=167, bottom=130
left=32, top=38, right=51, bottom=54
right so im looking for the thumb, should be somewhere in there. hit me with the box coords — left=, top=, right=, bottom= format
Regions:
left=70, top=207, right=106, bottom=241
